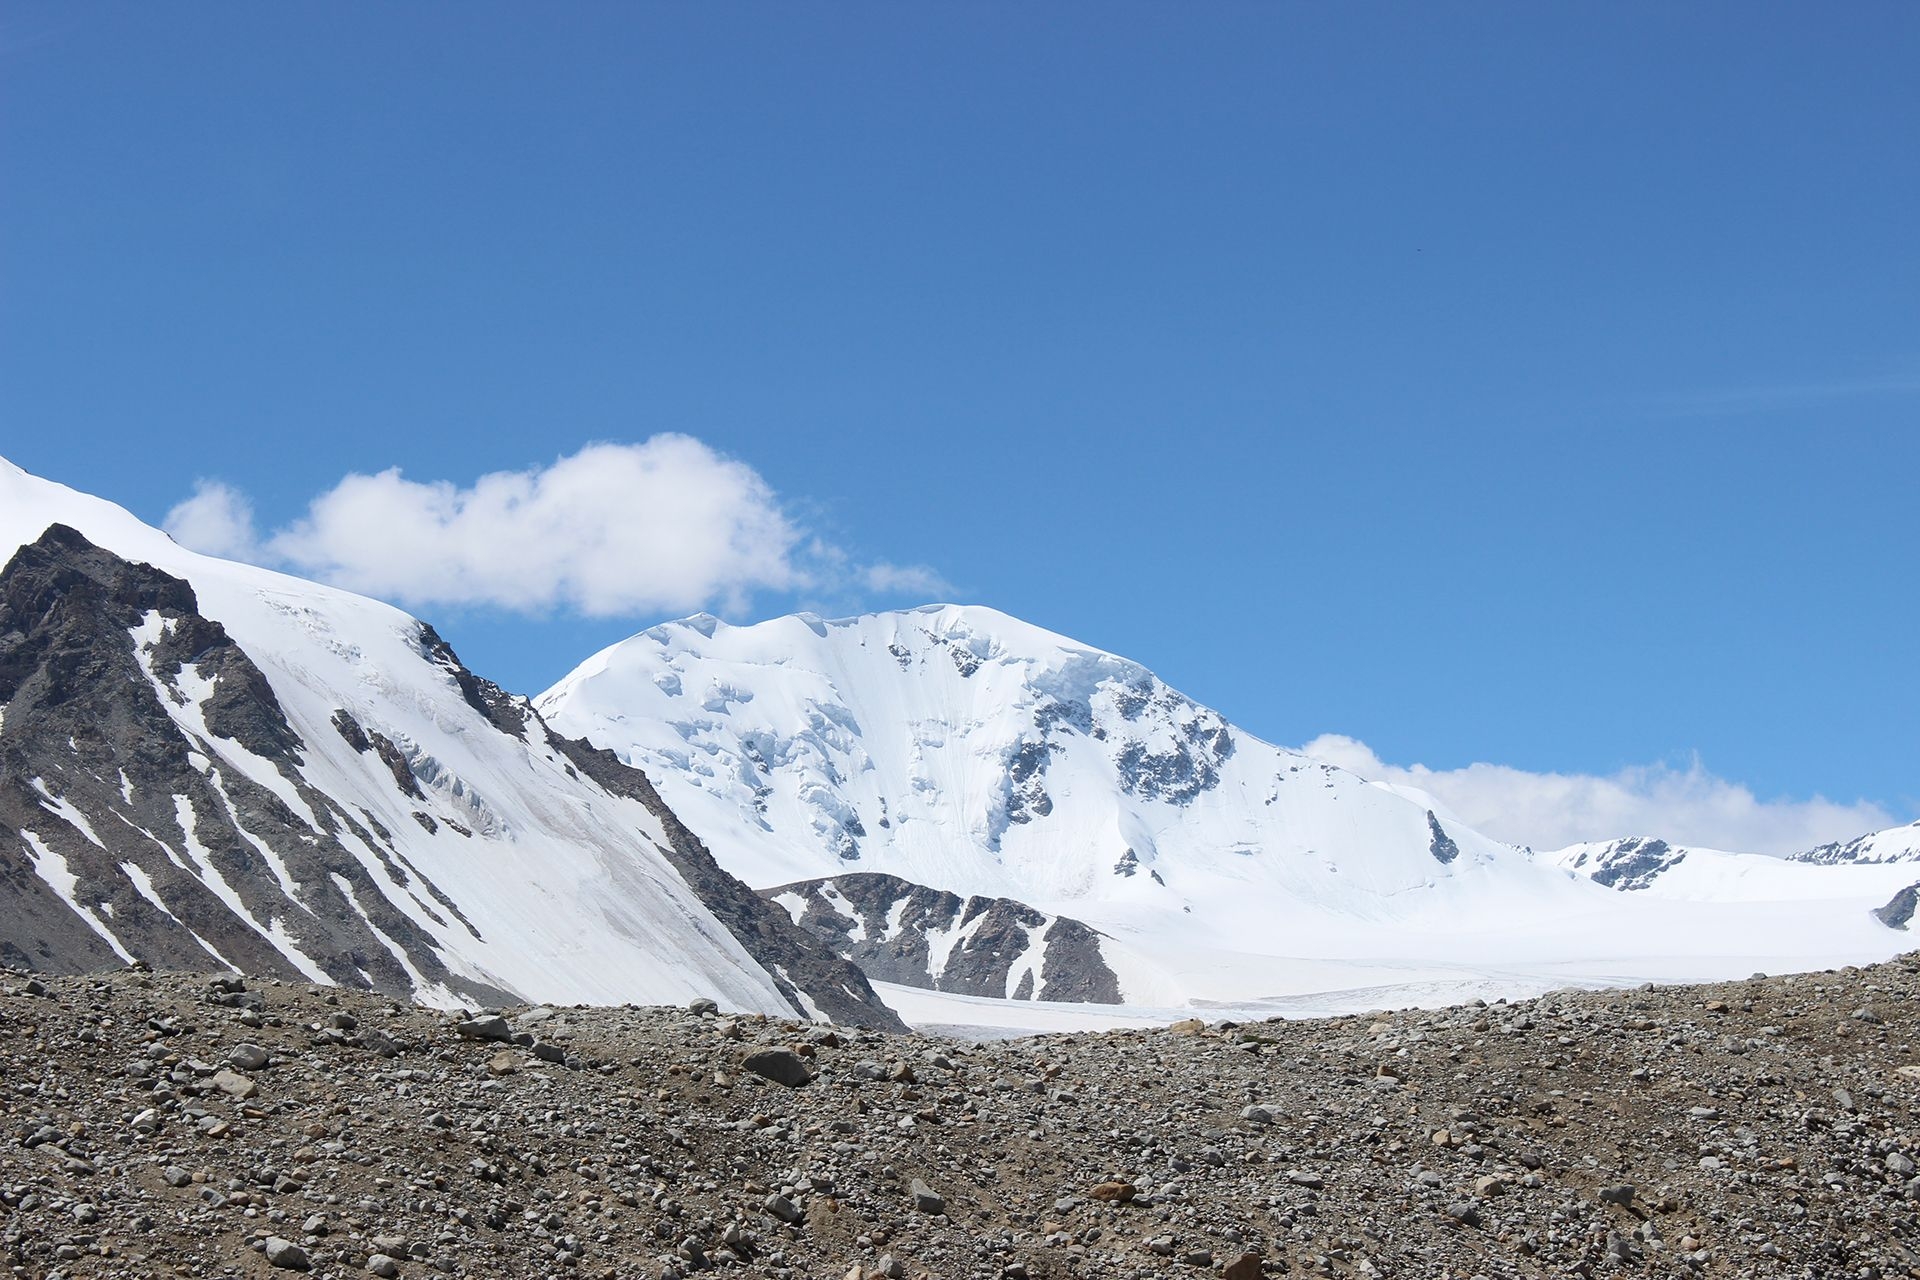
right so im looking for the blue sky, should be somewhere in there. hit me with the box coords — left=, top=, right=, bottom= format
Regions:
left=2, top=4, right=1915, bottom=847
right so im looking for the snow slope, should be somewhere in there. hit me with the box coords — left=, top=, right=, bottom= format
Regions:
left=539, top=606, right=1917, bottom=1008
left=0, top=457, right=893, bottom=1020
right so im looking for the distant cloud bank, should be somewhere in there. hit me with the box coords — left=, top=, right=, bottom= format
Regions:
left=164, top=436, right=947, bottom=618
left=1300, top=734, right=1894, bottom=856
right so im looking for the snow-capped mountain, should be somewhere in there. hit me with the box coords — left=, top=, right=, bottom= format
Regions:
left=539, top=606, right=1920, bottom=1008
left=0, top=458, right=899, bottom=1026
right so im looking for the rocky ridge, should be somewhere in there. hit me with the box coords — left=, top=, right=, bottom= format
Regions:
left=8, top=956, right=1920, bottom=1279
left=761, top=872, right=1122, bottom=1004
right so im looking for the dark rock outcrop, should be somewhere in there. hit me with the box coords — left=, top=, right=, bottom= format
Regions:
left=1563, top=837, right=1685, bottom=892
left=762, top=871, right=1123, bottom=1004
left=0, top=525, right=509, bottom=1004
left=1874, top=883, right=1920, bottom=930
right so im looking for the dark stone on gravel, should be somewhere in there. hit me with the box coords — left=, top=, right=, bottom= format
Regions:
left=909, top=1177, right=944, bottom=1214
left=455, top=1014, right=513, bottom=1041
left=740, top=1046, right=813, bottom=1087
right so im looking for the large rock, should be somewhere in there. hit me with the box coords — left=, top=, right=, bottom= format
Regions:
left=740, top=1047, right=813, bottom=1087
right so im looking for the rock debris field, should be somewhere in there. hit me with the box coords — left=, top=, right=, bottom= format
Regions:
left=7, top=958, right=1920, bottom=1280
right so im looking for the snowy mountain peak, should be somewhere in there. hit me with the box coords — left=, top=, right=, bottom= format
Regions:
left=540, top=604, right=1359, bottom=899
left=541, top=603, right=1920, bottom=1008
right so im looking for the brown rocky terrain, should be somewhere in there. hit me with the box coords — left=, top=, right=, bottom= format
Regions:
left=6, top=955, right=1920, bottom=1280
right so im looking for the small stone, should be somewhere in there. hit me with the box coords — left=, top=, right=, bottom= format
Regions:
left=874, top=1254, right=905, bottom=1279
left=688, top=997, right=720, bottom=1016
left=1597, top=1183, right=1636, bottom=1207
left=763, top=1193, right=801, bottom=1223
left=1474, top=1175, right=1506, bottom=1197
left=228, top=1042, right=269, bottom=1071
left=210, top=1068, right=258, bottom=1099
left=365, top=1255, right=400, bottom=1278
left=1239, top=1104, right=1274, bottom=1125
left=264, top=1236, right=312, bottom=1271
left=487, top=1050, right=523, bottom=1075
left=909, top=1177, right=944, bottom=1214
left=1222, top=1253, right=1264, bottom=1280
left=161, top=1165, right=192, bottom=1187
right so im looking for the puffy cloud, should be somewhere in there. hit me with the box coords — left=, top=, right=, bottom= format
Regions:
left=1299, top=734, right=1895, bottom=856
left=167, top=436, right=943, bottom=619
left=164, top=480, right=261, bottom=561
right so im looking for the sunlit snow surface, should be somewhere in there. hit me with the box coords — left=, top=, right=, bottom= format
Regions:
left=540, top=605, right=1920, bottom=1011
left=0, top=458, right=797, bottom=1014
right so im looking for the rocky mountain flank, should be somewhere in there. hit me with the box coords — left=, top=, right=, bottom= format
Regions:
left=762, top=872, right=1122, bottom=1004
left=8, top=957, right=1920, bottom=1280
left=0, top=524, right=898, bottom=1028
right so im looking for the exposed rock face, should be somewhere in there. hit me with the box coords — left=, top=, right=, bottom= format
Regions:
left=1426, top=811, right=1460, bottom=865
left=763, top=871, right=1123, bottom=1004
left=1558, top=836, right=1685, bottom=892
left=0, top=525, right=901, bottom=1028
left=0, top=525, right=504, bottom=1002
left=1875, top=883, right=1920, bottom=930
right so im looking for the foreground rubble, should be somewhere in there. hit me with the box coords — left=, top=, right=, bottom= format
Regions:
left=6, top=957, right=1920, bottom=1279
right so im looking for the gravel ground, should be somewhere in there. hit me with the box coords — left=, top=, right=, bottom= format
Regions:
left=6, top=955, right=1920, bottom=1279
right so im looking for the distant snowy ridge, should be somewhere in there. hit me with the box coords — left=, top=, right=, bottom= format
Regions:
left=0, top=457, right=900, bottom=1026
left=540, top=605, right=1920, bottom=1008
left=1791, top=821, right=1920, bottom=866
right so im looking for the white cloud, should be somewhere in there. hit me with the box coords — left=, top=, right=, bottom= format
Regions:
left=861, top=561, right=954, bottom=597
left=166, top=436, right=945, bottom=619
left=1299, top=734, right=1895, bottom=857
left=164, top=480, right=261, bottom=561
